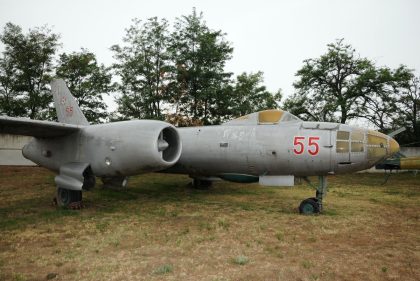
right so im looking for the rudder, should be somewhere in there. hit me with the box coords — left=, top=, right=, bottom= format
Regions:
left=51, top=79, right=89, bottom=126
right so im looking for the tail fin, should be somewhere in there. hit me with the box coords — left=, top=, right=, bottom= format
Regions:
left=51, top=79, right=89, bottom=126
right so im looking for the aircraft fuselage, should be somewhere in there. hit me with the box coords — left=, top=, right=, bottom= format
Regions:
left=166, top=121, right=399, bottom=178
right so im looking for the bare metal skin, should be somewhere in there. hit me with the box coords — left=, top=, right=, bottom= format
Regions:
left=164, top=110, right=398, bottom=213
left=0, top=79, right=181, bottom=207
left=167, top=116, right=399, bottom=177
left=0, top=79, right=399, bottom=213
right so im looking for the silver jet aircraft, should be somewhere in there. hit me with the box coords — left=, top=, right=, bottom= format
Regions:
left=165, top=109, right=399, bottom=213
left=0, top=79, right=399, bottom=214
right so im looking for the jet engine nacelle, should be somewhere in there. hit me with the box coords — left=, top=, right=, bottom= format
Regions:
left=22, top=120, right=182, bottom=179
left=81, top=120, right=182, bottom=177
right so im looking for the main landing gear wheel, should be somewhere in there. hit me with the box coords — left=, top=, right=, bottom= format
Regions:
left=56, top=188, right=83, bottom=209
left=299, top=176, right=327, bottom=215
left=299, top=198, right=320, bottom=214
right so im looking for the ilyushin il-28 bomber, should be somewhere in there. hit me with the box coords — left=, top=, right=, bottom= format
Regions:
left=0, top=79, right=400, bottom=214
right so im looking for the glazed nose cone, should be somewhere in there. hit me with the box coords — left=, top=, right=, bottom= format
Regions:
left=388, top=137, right=400, bottom=157
left=367, top=131, right=400, bottom=161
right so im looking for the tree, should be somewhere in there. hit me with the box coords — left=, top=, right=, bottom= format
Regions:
left=168, top=8, right=233, bottom=125
left=0, top=54, right=25, bottom=116
left=56, top=49, right=112, bottom=123
left=284, top=39, right=394, bottom=124
left=0, top=22, right=60, bottom=119
left=229, top=71, right=281, bottom=117
left=392, top=67, right=420, bottom=146
left=111, top=17, right=171, bottom=120
left=356, top=67, right=398, bottom=131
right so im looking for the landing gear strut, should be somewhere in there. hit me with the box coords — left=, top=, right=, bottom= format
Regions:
left=54, top=163, right=94, bottom=209
left=56, top=188, right=83, bottom=209
left=191, top=178, right=213, bottom=189
left=299, top=176, right=327, bottom=215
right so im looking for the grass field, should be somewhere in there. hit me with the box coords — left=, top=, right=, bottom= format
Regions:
left=0, top=167, right=419, bottom=281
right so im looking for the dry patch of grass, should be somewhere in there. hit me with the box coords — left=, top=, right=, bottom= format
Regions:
left=0, top=167, right=419, bottom=280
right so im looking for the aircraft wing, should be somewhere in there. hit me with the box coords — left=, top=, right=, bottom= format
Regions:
left=0, top=116, right=82, bottom=138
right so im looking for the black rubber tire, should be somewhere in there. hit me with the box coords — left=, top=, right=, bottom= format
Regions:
left=57, top=188, right=82, bottom=207
left=299, top=198, right=320, bottom=215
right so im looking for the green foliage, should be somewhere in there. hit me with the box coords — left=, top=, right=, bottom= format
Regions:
left=232, top=255, right=249, bottom=265
left=301, top=260, right=313, bottom=269
left=168, top=8, right=234, bottom=125
left=284, top=39, right=419, bottom=145
left=0, top=15, right=281, bottom=125
left=111, top=17, right=171, bottom=120
left=153, top=264, right=173, bottom=274
left=0, top=22, right=60, bottom=119
left=111, top=9, right=257, bottom=125
left=95, top=221, right=110, bottom=233
left=56, top=49, right=113, bottom=123
left=4, top=19, right=415, bottom=136
left=13, top=273, right=26, bottom=281
left=391, top=69, right=420, bottom=146
left=350, top=66, right=401, bottom=131
left=275, top=231, right=284, bottom=241
left=217, top=217, right=230, bottom=229
left=0, top=55, right=25, bottom=116
left=229, top=71, right=281, bottom=117
left=285, top=39, right=396, bottom=124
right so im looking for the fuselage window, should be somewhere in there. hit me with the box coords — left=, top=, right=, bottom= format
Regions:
left=336, top=131, right=350, bottom=153
left=351, top=142, right=364, bottom=152
left=351, top=130, right=365, bottom=153
left=337, top=131, right=350, bottom=140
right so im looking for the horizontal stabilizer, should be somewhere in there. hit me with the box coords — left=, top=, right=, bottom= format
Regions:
left=0, top=116, right=81, bottom=138
left=388, top=127, right=406, bottom=137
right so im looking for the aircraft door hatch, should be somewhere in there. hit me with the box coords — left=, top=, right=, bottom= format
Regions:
left=321, top=129, right=333, bottom=173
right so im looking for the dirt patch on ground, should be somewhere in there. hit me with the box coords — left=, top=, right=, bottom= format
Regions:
left=0, top=167, right=419, bottom=280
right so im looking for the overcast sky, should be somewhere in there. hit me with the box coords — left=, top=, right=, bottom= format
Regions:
left=0, top=0, right=419, bottom=108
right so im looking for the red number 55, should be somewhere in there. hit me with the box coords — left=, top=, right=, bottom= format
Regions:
left=308, top=137, right=320, bottom=155
left=293, top=136, right=320, bottom=156
left=293, top=136, right=305, bottom=155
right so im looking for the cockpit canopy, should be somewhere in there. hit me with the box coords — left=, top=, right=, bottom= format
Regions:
left=222, top=109, right=302, bottom=126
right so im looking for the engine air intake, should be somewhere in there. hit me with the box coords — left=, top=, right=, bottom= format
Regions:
left=158, top=127, right=181, bottom=163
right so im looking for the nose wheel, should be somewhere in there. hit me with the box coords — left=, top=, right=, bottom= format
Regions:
left=299, top=176, right=327, bottom=215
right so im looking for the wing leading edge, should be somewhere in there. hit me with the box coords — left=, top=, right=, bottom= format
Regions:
left=0, top=116, right=81, bottom=138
